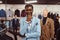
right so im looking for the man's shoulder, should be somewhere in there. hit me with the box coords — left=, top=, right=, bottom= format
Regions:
left=20, top=17, right=26, bottom=21
left=33, top=16, right=40, bottom=21
left=20, top=17, right=26, bottom=19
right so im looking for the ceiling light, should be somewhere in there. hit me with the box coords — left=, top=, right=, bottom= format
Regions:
left=25, top=0, right=37, bottom=3
left=0, top=1, right=2, bottom=3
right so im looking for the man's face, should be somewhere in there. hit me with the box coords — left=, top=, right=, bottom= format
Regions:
left=25, top=7, right=33, bottom=16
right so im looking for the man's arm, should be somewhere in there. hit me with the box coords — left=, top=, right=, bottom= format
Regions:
left=20, top=18, right=27, bottom=36
left=25, top=19, right=41, bottom=38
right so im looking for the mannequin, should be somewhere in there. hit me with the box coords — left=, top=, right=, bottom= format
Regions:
left=12, top=15, right=19, bottom=40
left=40, top=9, right=54, bottom=40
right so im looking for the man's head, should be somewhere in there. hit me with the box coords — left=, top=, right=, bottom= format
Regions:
left=25, top=4, right=33, bottom=16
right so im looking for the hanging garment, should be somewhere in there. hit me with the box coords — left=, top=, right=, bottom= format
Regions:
left=21, top=10, right=26, bottom=17
left=6, top=9, right=13, bottom=17
left=40, top=18, right=54, bottom=40
left=0, top=9, right=6, bottom=17
left=56, top=28, right=60, bottom=40
left=15, top=9, right=20, bottom=17
left=12, top=18, right=20, bottom=40
left=12, top=18, right=20, bottom=30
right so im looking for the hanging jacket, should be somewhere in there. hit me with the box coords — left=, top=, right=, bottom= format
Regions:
left=12, top=18, right=20, bottom=30
left=0, top=9, right=6, bottom=17
left=15, top=9, right=20, bottom=17
left=21, top=10, right=26, bottom=17
left=40, top=18, right=54, bottom=40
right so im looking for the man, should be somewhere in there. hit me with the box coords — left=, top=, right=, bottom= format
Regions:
left=20, top=4, right=41, bottom=40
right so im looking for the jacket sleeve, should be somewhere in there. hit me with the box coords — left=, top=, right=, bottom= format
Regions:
left=25, top=19, right=41, bottom=38
left=50, top=19, right=54, bottom=38
left=20, top=18, right=27, bottom=35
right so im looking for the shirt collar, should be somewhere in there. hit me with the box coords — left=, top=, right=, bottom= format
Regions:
left=25, top=16, right=33, bottom=24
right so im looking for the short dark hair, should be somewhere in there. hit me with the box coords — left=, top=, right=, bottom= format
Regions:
left=25, top=4, right=33, bottom=9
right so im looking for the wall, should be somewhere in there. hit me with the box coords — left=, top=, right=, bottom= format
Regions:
left=0, top=4, right=60, bottom=16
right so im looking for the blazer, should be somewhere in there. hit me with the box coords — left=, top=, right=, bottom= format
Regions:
left=0, top=9, right=6, bottom=17
left=56, top=28, right=60, bottom=40
left=12, top=18, right=20, bottom=29
left=20, top=16, right=41, bottom=40
left=40, top=18, right=54, bottom=40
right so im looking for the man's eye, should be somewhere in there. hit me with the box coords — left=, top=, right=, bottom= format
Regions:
left=26, top=9, right=32, bottom=11
left=26, top=10, right=29, bottom=11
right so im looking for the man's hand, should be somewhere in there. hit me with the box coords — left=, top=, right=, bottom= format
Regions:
left=19, top=33, right=26, bottom=38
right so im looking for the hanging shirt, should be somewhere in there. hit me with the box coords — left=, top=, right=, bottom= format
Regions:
left=6, top=9, right=13, bottom=17
left=0, top=9, right=6, bottom=17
